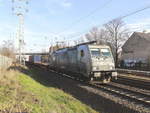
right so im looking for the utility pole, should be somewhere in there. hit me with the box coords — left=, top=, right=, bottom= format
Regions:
left=12, top=0, right=29, bottom=64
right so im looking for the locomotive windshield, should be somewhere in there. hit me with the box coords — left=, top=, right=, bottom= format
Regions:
left=90, top=48, right=101, bottom=56
left=100, top=48, right=111, bottom=57
left=90, top=48, right=111, bottom=57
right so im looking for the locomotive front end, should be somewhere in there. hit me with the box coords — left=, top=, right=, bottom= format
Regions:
left=89, top=45, right=117, bottom=83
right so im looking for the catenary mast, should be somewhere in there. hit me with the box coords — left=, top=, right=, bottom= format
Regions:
left=12, top=0, right=29, bottom=64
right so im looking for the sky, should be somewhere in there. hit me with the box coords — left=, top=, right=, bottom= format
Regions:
left=0, top=0, right=150, bottom=52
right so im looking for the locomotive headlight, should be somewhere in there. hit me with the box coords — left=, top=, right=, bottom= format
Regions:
left=109, top=63, right=114, bottom=67
left=110, top=67, right=113, bottom=70
left=93, top=66, right=97, bottom=71
left=109, top=63, right=115, bottom=70
left=93, top=66, right=99, bottom=71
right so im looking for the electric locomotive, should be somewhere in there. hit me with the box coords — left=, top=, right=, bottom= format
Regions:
left=48, top=41, right=117, bottom=83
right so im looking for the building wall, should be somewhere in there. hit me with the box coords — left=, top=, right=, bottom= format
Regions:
left=121, top=34, right=150, bottom=63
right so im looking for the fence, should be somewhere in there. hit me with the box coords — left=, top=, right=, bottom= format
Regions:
left=0, top=55, right=13, bottom=69
left=119, top=61, right=150, bottom=71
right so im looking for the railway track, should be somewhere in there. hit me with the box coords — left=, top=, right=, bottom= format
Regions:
left=26, top=62, right=150, bottom=108
left=90, top=82, right=150, bottom=107
left=109, top=82, right=150, bottom=96
left=113, top=75, right=150, bottom=90
left=117, top=68, right=150, bottom=77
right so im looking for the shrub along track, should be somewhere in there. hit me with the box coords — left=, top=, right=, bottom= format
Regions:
left=26, top=62, right=150, bottom=113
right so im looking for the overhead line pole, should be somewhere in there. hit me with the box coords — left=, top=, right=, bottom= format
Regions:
left=12, top=0, right=29, bottom=64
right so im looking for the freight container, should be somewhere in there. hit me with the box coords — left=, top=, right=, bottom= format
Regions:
left=33, top=55, right=41, bottom=63
left=29, top=55, right=41, bottom=63
left=29, top=56, right=32, bottom=62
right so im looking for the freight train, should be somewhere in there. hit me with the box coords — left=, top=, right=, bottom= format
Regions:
left=48, top=41, right=117, bottom=83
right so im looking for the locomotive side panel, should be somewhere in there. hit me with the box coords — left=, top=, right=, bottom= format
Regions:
left=77, top=45, right=92, bottom=78
left=55, top=49, right=68, bottom=70
left=67, top=48, right=78, bottom=72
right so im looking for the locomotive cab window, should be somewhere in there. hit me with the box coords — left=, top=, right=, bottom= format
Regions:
left=90, top=48, right=100, bottom=56
left=100, top=48, right=111, bottom=57
left=80, top=50, right=84, bottom=57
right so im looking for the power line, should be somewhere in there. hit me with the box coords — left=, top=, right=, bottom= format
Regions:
left=64, top=4, right=150, bottom=41
left=58, top=0, right=113, bottom=35
left=120, top=5, right=150, bottom=19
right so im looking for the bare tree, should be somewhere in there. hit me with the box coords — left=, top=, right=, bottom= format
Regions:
left=0, top=40, right=15, bottom=59
left=49, top=41, right=70, bottom=53
left=85, top=27, right=110, bottom=44
left=84, top=19, right=129, bottom=67
left=74, top=37, right=85, bottom=45
left=104, top=18, right=129, bottom=67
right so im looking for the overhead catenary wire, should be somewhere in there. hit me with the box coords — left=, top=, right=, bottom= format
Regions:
left=120, top=5, right=150, bottom=19
left=63, top=4, right=150, bottom=41
left=32, top=4, right=150, bottom=52
left=39, top=3, right=150, bottom=49
left=58, top=0, right=113, bottom=36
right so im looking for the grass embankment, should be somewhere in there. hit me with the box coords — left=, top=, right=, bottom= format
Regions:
left=0, top=66, right=98, bottom=113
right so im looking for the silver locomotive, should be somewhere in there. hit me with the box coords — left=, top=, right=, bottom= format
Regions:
left=48, top=42, right=117, bottom=83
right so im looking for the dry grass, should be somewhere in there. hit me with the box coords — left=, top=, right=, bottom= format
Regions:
left=0, top=66, right=98, bottom=113
left=0, top=68, right=18, bottom=87
left=0, top=66, right=31, bottom=112
left=0, top=68, right=23, bottom=112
